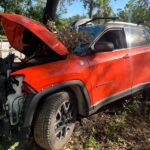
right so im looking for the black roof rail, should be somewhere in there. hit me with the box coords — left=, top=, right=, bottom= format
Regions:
left=81, top=17, right=119, bottom=26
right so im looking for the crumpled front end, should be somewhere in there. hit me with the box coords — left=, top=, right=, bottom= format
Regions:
left=0, top=68, right=36, bottom=146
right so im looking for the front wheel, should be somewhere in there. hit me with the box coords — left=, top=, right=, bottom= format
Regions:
left=34, top=91, right=77, bottom=150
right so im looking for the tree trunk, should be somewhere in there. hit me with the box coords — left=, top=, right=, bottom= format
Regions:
left=43, top=0, right=59, bottom=25
left=89, top=0, right=94, bottom=18
left=3, top=0, right=7, bottom=13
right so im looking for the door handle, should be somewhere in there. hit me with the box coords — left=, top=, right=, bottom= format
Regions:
left=123, top=54, right=130, bottom=59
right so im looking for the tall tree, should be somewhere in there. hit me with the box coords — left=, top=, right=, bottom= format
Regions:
left=118, top=0, right=150, bottom=26
left=96, top=0, right=113, bottom=17
left=0, top=0, right=46, bottom=21
left=43, top=0, right=60, bottom=24
left=26, top=0, right=46, bottom=21
left=81, top=0, right=113, bottom=18
left=43, top=0, right=75, bottom=24
left=82, top=0, right=99, bottom=18
left=0, top=0, right=24, bottom=13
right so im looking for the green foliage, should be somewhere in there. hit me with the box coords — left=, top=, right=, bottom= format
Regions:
left=118, top=0, right=150, bottom=27
left=68, top=14, right=86, bottom=23
left=80, top=0, right=114, bottom=18
left=8, top=142, right=19, bottom=150
left=0, top=0, right=24, bottom=14
left=97, top=0, right=113, bottom=17
left=81, top=0, right=99, bottom=18
left=25, top=0, right=45, bottom=22
left=0, top=0, right=45, bottom=22
left=55, top=18, right=70, bottom=29
left=85, top=128, right=100, bottom=150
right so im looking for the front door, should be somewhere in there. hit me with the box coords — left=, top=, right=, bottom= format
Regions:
left=88, top=28, right=132, bottom=106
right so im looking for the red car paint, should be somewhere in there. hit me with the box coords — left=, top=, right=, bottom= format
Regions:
left=12, top=44, right=150, bottom=106
left=12, top=55, right=92, bottom=102
left=1, top=13, right=150, bottom=107
left=0, top=13, right=68, bottom=56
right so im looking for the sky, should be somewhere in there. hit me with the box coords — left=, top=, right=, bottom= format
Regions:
left=62, top=0, right=129, bottom=18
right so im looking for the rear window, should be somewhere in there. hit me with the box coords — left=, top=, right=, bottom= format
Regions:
left=125, top=28, right=148, bottom=48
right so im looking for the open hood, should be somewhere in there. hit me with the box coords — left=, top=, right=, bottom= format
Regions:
left=0, top=13, right=68, bottom=56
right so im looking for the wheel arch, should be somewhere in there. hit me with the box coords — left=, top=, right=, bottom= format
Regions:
left=23, top=80, right=91, bottom=128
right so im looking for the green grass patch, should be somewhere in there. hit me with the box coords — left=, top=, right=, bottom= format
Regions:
left=85, top=128, right=100, bottom=150
left=8, top=142, right=19, bottom=150
left=0, top=35, right=7, bottom=42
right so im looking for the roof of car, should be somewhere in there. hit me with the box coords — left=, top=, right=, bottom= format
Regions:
left=105, top=21, right=145, bottom=29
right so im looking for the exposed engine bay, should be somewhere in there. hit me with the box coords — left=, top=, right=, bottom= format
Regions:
left=0, top=54, right=27, bottom=126
left=0, top=14, right=66, bottom=145
left=0, top=34, right=62, bottom=142
left=0, top=75, right=24, bottom=125
left=0, top=57, right=25, bottom=150
left=0, top=47, right=61, bottom=123
left=0, top=54, right=32, bottom=148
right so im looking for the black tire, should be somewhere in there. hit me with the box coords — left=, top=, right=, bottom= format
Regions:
left=34, top=91, right=77, bottom=150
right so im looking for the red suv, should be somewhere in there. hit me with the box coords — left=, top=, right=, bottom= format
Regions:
left=0, top=13, right=150, bottom=150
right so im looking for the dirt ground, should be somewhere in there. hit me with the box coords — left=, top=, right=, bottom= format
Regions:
left=65, top=93, right=150, bottom=150
left=0, top=92, right=150, bottom=150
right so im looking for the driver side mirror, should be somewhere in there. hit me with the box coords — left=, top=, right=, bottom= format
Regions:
left=91, top=42, right=114, bottom=53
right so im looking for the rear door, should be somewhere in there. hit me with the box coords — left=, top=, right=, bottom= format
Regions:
left=124, top=27, right=150, bottom=91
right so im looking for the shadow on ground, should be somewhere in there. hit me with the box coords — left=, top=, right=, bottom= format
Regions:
left=0, top=92, right=150, bottom=150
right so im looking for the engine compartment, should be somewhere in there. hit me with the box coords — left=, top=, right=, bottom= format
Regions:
left=0, top=53, right=43, bottom=144
left=0, top=47, right=61, bottom=120
left=0, top=38, right=63, bottom=141
left=0, top=17, right=67, bottom=144
left=0, top=54, right=25, bottom=123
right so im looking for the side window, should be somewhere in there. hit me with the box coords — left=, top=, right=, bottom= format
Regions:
left=144, top=29, right=150, bottom=43
left=97, top=30, right=126, bottom=50
left=125, top=28, right=148, bottom=48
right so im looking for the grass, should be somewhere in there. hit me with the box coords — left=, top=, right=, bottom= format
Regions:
left=85, top=128, right=100, bottom=150
left=0, top=35, right=6, bottom=39
left=1, top=92, right=150, bottom=150
left=8, top=143, right=19, bottom=150
left=67, top=92, right=150, bottom=150
left=0, top=35, right=7, bottom=42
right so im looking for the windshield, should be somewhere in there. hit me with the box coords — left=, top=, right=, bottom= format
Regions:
left=79, top=24, right=105, bottom=38
left=74, top=24, right=105, bottom=56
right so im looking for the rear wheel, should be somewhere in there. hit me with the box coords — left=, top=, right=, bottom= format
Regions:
left=34, top=91, right=77, bottom=150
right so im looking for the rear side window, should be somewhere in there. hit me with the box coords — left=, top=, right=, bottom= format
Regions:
left=144, top=29, right=150, bottom=43
left=125, top=28, right=148, bottom=48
